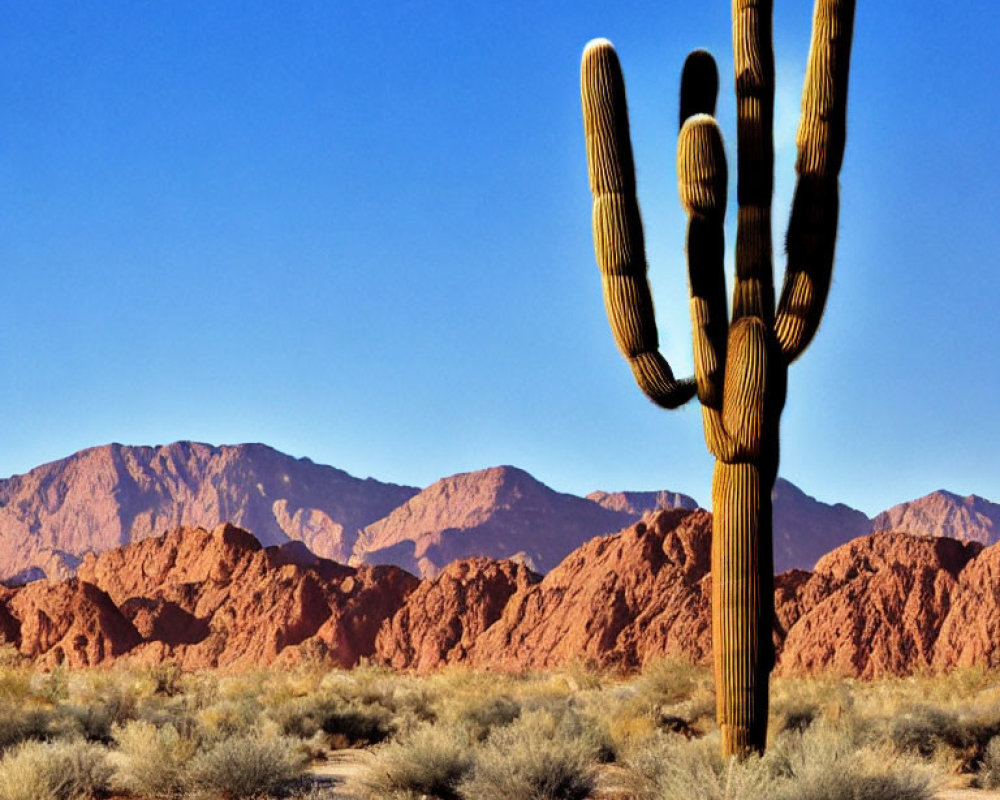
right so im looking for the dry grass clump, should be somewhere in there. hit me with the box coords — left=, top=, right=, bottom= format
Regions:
left=977, top=735, right=1000, bottom=789
left=0, top=739, right=111, bottom=800
left=108, top=720, right=200, bottom=798
left=457, top=708, right=601, bottom=800
left=353, top=724, right=474, bottom=800
left=434, top=691, right=521, bottom=742
left=109, top=718, right=306, bottom=799
left=614, top=722, right=936, bottom=800
left=184, top=733, right=308, bottom=799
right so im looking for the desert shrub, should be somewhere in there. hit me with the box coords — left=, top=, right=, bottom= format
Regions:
left=587, top=681, right=702, bottom=758
left=615, top=723, right=935, bottom=800
left=614, top=732, right=773, bottom=800
left=197, top=697, right=266, bottom=740
left=0, top=739, right=112, bottom=800
left=353, top=724, right=475, bottom=800
left=145, top=661, right=184, bottom=697
left=776, top=703, right=818, bottom=734
left=267, top=683, right=414, bottom=746
left=885, top=702, right=1000, bottom=771
left=184, top=733, right=308, bottom=799
left=319, top=700, right=394, bottom=747
left=0, top=649, right=33, bottom=701
left=63, top=672, right=140, bottom=741
left=634, top=659, right=712, bottom=706
left=561, top=658, right=606, bottom=692
left=437, top=693, right=521, bottom=742
left=31, top=667, right=70, bottom=705
left=267, top=695, right=324, bottom=739
left=457, top=708, right=599, bottom=800
left=979, top=735, right=1000, bottom=789
left=768, top=724, right=936, bottom=800
left=313, top=669, right=436, bottom=742
left=109, top=719, right=199, bottom=798
left=64, top=696, right=138, bottom=743
left=0, top=703, right=57, bottom=751
left=888, top=706, right=970, bottom=758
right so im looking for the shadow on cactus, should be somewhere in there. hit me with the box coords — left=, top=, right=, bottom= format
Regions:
left=580, top=0, right=856, bottom=757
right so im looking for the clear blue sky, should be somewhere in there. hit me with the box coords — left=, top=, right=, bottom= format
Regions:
left=1, top=2, right=998, bottom=516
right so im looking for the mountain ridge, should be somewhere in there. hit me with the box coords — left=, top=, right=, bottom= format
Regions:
left=1, top=441, right=998, bottom=584
left=2, top=513, right=999, bottom=676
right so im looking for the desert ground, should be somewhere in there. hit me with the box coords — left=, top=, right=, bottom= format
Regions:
left=2, top=654, right=1000, bottom=800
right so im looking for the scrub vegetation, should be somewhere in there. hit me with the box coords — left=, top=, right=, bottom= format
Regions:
left=0, top=646, right=995, bottom=799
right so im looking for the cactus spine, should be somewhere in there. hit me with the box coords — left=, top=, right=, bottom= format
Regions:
left=581, top=0, right=855, bottom=756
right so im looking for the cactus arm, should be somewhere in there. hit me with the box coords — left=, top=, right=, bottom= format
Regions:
left=731, top=0, right=776, bottom=326
left=678, top=114, right=736, bottom=460
left=680, top=49, right=720, bottom=126
left=581, top=39, right=697, bottom=408
left=775, top=0, right=856, bottom=362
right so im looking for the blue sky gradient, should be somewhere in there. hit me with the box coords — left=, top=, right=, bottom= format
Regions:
left=2, top=2, right=998, bottom=515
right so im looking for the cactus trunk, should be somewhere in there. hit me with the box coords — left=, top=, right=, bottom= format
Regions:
left=712, top=459, right=775, bottom=754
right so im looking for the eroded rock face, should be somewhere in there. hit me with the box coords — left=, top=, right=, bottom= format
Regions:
left=464, top=510, right=715, bottom=670
left=0, top=441, right=419, bottom=581
left=7, top=579, right=142, bottom=668
left=1, top=523, right=418, bottom=670
left=376, top=513, right=1000, bottom=679
left=933, top=543, right=1000, bottom=670
left=375, top=558, right=539, bottom=671
left=774, top=533, right=981, bottom=678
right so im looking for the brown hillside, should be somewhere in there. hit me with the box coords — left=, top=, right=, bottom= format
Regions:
left=353, top=466, right=634, bottom=577
left=871, top=490, right=1000, bottom=545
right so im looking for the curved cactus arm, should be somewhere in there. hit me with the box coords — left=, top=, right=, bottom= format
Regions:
left=775, top=0, right=856, bottom=363
left=678, top=113, right=736, bottom=460
left=581, top=39, right=697, bottom=409
left=731, top=0, right=776, bottom=326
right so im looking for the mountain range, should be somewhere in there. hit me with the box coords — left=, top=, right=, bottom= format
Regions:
left=0, top=441, right=997, bottom=585
left=2, top=510, right=998, bottom=677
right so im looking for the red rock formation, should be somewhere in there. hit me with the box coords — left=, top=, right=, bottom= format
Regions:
left=376, top=558, right=539, bottom=671
left=0, top=587, right=21, bottom=646
left=6, top=579, right=142, bottom=668
left=933, top=542, right=1000, bottom=670
left=588, top=479, right=873, bottom=573
left=464, top=510, right=714, bottom=670
left=353, top=466, right=634, bottom=577
left=774, top=533, right=980, bottom=678
left=0, top=523, right=418, bottom=670
left=2, top=509, right=1000, bottom=678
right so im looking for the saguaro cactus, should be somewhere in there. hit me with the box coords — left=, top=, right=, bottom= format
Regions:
left=580, top=0, right=855, bottom=756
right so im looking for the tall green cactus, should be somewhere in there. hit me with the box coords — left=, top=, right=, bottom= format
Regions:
left=580, top=0, right=855, bottom=756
